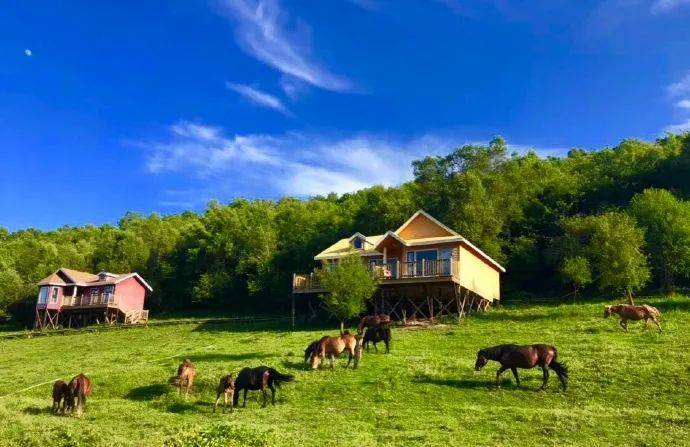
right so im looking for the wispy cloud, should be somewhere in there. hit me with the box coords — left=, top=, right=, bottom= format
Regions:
left=216, top=0, right=353, bottom=92
left=676, top=99, right=690, bottom=109
left=668, top=72, right=690, bottom=97
left=140, top=121, right=455, bottom=197
left=663, top=119, right=690, bottom=134
left=225, top=82, right=293, bottom=116
left=651, top=0, right=690, bottom=13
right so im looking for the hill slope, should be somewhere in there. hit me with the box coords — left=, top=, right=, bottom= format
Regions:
left=1, top=297, right=689, bottom=446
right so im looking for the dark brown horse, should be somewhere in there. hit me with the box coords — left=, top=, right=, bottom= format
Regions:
left=66, top=374, right=92, bottom=417
left=357, top=314, right=391, bottom=334
left=475, top=344, right=568, bottom=390
left=309, top=331, right=361, bottom=369
left=604, top=304, right=662, bottom=332
left=213, top=374, right=235, bottom=413
left=52, top=380, right=70, bottom=414
left=232, top=366, right=294, bottom=408
left=170, top=359, right=196, bottom=399
left=362, top=325, right=391, bottom=353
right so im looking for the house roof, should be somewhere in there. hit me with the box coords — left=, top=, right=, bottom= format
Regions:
left=314, top=234, right=385, bottom=260
left=37, top=268, right=153, bottom=292
left=313, top=209, right=506, bottom=273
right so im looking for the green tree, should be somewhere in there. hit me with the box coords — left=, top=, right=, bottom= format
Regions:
left=590, top=213, right=650, bottom=304
left=559, top=256, right=592, bottom=301
left=316, top=254, right=377, bottom=334
left=630, top=188, right=690, bottom=294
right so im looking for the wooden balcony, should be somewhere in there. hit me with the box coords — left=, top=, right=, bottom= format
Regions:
left=62, top=294, right=119, bottom=308
left=293, top=258, right=457, bottom=293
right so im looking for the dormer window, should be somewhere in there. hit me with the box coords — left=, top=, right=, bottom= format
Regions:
left=353, top=237, right=363, bottom=249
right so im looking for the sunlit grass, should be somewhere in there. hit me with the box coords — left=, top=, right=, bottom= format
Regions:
left=0, top=296, right=688, bottom=446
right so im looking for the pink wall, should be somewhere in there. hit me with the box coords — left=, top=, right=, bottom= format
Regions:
left=114, top=277, right=147, bottom=311
left=36, top=285, right=64, bottom=310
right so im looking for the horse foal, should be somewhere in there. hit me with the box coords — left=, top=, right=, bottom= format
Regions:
left=604, top=304, right=662, bottom=333
left=52, top=380, right=70, bottom=414
left=171, top=359, right=196, bottom=399
left=213, top=375, right=235, bottom=413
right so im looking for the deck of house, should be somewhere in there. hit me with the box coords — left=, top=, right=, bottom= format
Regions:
left=35, top=294, right=149, bottom=329
left=293, top=258, right=457, bottom=293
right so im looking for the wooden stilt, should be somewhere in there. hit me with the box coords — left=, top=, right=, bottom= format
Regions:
left=291, top=293, right=295, bottom=328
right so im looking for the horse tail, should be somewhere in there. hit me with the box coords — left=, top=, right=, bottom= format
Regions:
left=268, top=368, right=294, bottom=387
left=549, top=360, right=569, bottom=388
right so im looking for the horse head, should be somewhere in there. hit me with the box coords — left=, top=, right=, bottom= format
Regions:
left=475, top=350, right=489, bottom=371
left=603, top=306, right=613, bottom=318
left=309, top=350, right=323, bottom=369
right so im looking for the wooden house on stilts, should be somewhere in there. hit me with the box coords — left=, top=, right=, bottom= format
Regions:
left=292, top=210, right=505, bottom=323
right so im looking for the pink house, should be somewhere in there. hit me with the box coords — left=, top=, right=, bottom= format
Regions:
left=35, top=267, right=152, bottom=330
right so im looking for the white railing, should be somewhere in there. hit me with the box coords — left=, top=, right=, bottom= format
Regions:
left=62, top=294, right=118, bottom=307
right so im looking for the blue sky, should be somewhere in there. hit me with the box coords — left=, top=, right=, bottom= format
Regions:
left=2, top=0, right=690, bottom=231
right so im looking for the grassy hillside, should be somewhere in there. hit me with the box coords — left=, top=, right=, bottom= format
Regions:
left=0, top=297, right=689, bottom=446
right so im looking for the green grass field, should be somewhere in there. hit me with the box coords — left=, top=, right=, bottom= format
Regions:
left=1, top=297, right=689, bottom=446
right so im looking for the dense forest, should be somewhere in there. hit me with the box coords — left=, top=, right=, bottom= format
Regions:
left=2, top=133, right=690, bottom=323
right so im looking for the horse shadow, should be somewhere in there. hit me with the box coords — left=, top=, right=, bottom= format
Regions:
left=125, top=383, right=170, bottom=401
left=413, top=373, right=492, bottom=390
left=23, top=406, right=53, bottom=415
left=281, top=359, right=311, bottom=371
left=190, top=352, right=275, bottom=362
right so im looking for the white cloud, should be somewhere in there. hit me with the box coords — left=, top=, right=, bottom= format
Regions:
left=216, top=0, right=353, bottom=92
left=24, top=49, right=32, bottom=57
left=676, top=99, right=690, bottom=109
left=225, top=82, right=293, bottom=116
left=663, top=119, right=690, bottom=134
left=668, top=72, right=690, bottom=97
left=141, top=121, right=453, bottom=197
left=651, top=0, right=690, bottom=13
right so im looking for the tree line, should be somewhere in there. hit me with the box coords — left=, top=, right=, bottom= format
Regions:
left=2, top=133, right=690, bottom=323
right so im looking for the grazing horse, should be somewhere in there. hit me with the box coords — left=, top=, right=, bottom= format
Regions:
left=304, top=336, right=329, bottom=363
left=170, top=359, right=196, bottom=399
left=309, top=331, right=362, bottom=369
left=363, top=325, right=391, bottom=353
left=475, top=344, right=568, bottom=390
left=52, top=380, right=70, bottom=414
left=66, top=374, right=92, bottom=417
left=232, top=366, right=294, bottom=408
left=604, top=304, right=662, bottom=333
left=357, top=314, right=391, bottom=334
left=213, top=375, right=235, bottom=413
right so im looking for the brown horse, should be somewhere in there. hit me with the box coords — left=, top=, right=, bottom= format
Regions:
left=171, top=359, right=196, bottom=399
left=604, top=304, right=662, bottom=332
left=213, top=374, right=235, bottom=413
left=475, top=344, right=568, bottom=390
left=52, top=380, right=70, bottom=414
left=357, top=313, right=391, bottom=334
left=66, top=374, right=92, bottom=417
left=309, top=331, right=361, bottom=369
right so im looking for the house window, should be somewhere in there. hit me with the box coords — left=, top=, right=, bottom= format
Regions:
left=38, top=287, right=48, bottom=304
left=90, top=288, right=99, bottom=304
left=51, top=288, right=59, bottom=303
left=353, top=237, right=363, bottom=249
left=104, top=286, right=114, bottom=303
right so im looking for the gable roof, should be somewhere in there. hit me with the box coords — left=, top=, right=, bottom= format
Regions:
left=314, top=234, right=385, bottom=260
left=395, top=209, right=459, bottom=238
left=313, top=210, right=506, bottom=273
left=37, top=268, right=153, bottom=291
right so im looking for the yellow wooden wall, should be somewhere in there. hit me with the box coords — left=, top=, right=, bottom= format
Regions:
left=458, top=245, right=501, bottom=301
left=398, top=214, right=454, bottom=239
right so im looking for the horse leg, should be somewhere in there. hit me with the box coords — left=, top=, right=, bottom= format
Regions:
left=620, top=318, right=628, bottom=332
left=373, top=341, right=378, bottom=352
left=653, top=317, right=662, bottom=333
left=510, top=367, right=521, bottom=387
left=495, top=366, right=508, bottom=388
left=261, top=386, right=268, bottom=408
left=270, top=384, right=276, bottom=406
left=329, top=355, right=335, bottom=369
left=243, top=389, right=248, bottom=408
left=540, top=366, right=549, bottom=390
left=213, top=394, right=220, bottom=413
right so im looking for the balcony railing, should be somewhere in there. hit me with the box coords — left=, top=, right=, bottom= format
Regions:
left=62, top=294, right=118, bottom=307
left=293, top=257, right=456, bottom=291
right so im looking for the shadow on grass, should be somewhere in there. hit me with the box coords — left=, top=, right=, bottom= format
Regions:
left=413, top=374, right=492, bottom=390
left=126, top=383, right=170, bottom=401
left=23, top=406, right=53, bottom=415
left=473, top=312, right=552, bottom=323
left=191, top=352, right=276, bottom=362
left=281, top=359, right=311, bottom=371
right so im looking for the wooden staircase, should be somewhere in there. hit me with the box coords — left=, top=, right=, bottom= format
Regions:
left=121, top=309, right=149, bottom=325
